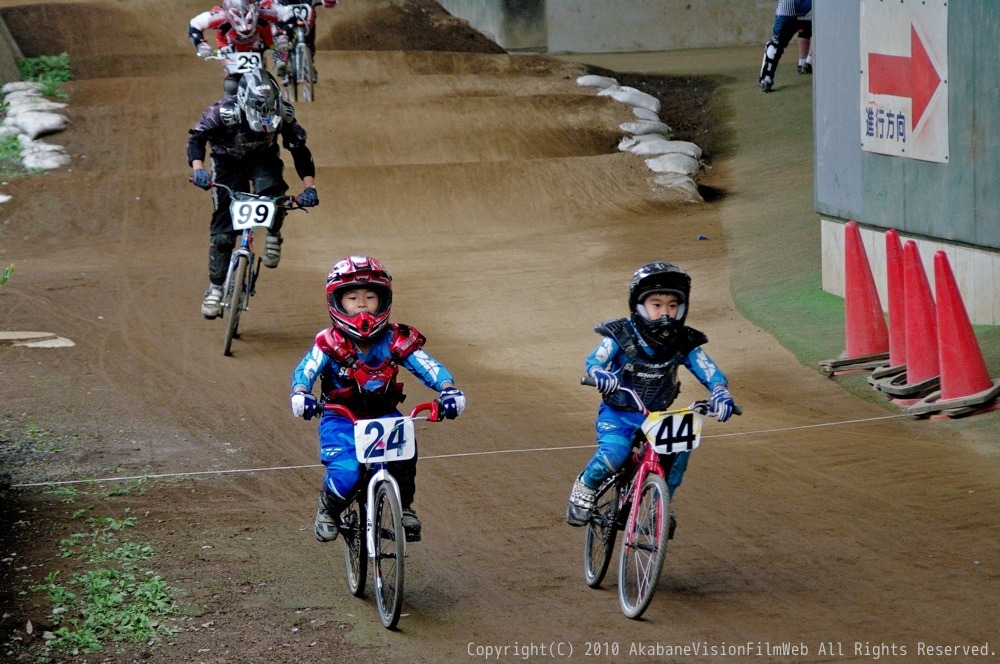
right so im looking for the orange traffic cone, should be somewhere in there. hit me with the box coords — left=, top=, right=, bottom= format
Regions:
left=819, top=221, right=889, bottom=375
left=885, top=229, right=907, bottom=367
left=869, top=229, right=907, bottom=385
left=878, top=240, right=939, bottom=400
left=909, top=252, right=1000, bottom=417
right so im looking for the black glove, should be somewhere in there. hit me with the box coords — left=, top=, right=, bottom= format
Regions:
left=192, top=168, right=212, bottom=190
left=297, top=186, right=318, bottom=207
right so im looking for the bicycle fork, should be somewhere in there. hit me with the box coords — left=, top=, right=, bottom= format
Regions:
left=365, top=468, right=405, bottom=559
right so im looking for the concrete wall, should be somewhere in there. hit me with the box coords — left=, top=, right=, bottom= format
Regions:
left=437, top=0, right=776, bottom=53
left=816, top=1, right=1000, bottom=324
left=0, top=16, right=22, bottom=85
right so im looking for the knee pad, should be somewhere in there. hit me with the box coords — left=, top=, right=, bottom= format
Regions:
left=210, top=233, right=237, bottom=252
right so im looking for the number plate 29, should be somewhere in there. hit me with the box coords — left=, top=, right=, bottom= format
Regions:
left=354, top=417, right=416, bottom=463
left=641, top=408, right=703, bottom=454
left=230, top=199, right=277, bottom=230
left=223, top=51, right=262, bottom=74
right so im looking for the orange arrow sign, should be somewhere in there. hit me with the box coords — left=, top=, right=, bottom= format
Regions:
left=868, top=25, right=941, bottom=128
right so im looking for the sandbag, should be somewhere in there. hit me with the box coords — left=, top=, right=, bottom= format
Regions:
left=644, top=153, right=701, bottom=177
left=6, top=111, right=68, bottom=139
left=576, top=74, right=618, bottom=90
left=597, top=85, right=660, bottom=113
left=620, top=120, right=672, bottom=136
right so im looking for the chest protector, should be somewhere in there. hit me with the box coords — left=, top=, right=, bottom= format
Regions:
left=595, top=318, right=707, bottom=412
left=315, top=323, right=426, bottom=418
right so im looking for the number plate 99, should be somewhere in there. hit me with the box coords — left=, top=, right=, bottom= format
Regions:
left=230, top=199, right=277, bottom=230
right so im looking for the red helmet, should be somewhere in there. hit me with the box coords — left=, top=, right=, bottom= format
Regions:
left=223, top=0, right=259, bottom=39
left=326, top=256, right=393, bottom=340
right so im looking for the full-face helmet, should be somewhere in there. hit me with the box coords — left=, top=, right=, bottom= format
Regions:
left=236, top=68, right=282, bottom=133
left=326, top=256, right=393, bottom=340
left=223, top=0, right=260, bottom=40
left=628, top=261, right=691, bottom=347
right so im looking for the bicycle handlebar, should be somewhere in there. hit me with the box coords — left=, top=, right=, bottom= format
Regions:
left=190, top=179, right=304, bottom=210
left=322, top=400, right=444, bottom=423
left=580, top=375, right=743, bottom=417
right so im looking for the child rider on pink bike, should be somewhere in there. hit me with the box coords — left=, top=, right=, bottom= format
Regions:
left=566, top=262, right=736, bottom=537
left=289, top=256, right=467, bottom=543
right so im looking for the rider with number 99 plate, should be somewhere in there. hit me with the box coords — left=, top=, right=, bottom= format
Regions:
left=565, top=262, right=737, bottom=538
left=289, top=256, right=467, bottom=544
left=187, top=68, right=319, bottom=319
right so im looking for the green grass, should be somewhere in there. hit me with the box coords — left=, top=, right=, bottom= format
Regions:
left=33, top=510, right=180, bottom=656
left=0, top=134, right=25, bottom=178
left=1, top=263, right=12, bottom=286
left=17, top=52, right=71, bottom=98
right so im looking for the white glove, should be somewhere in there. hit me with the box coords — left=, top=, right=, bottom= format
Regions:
left=196, top=41, right=213, bottom=58
left=290, top=392, right=317, bottom=419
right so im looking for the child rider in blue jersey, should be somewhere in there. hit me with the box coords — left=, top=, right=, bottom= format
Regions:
left=290, top=255, right=466, bottom=543
left=566, top=262, right=736, bottom=537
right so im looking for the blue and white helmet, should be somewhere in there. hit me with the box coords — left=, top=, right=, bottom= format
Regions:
left=236, top=68, right=282, bottom=133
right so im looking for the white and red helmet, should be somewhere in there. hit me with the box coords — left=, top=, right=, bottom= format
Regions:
left=326, top=256, right=393, bottom=340
left=223, top=0, right=259, bottom=39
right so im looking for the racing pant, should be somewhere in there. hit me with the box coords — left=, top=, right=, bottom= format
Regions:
left=317, top=412, right=418, bottom=508
left=580, top=403, right=689, bottom=498
left=206, top=153, right=288, bottom=286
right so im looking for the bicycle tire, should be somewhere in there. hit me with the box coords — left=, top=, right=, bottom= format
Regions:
left=373, top=482, right=405, bottom=629
left=341, top=494, right=367, bottom=598
left=297, top=46, right=313, bottom=102
left=618, top=473, right=669, bottom=619
left=584, top=476, right=621, bottom=588
left=223, top=254, right=248, bottom=357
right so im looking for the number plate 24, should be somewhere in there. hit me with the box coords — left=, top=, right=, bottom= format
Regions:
left=354, top=417, right=416, bottom=463
left=641, top=408, right=703, bottom=454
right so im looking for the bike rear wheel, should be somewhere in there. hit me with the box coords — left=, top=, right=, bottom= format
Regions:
left=373, top=482, right=405, bottom=629
left=341, top=494, right=367, bottom=598
left=584, top=476, right=621, bottom=588
left=297, top=45, right=314, bottom=102
left=618, top=473, right=669, bottom=619
left=223, top=254, right=249, bottom=356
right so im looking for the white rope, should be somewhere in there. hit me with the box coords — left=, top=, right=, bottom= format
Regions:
left=10, top=413, right=911, bottom=489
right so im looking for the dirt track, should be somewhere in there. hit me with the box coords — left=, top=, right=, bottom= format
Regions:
left=1, top=1, right=999, bottom=662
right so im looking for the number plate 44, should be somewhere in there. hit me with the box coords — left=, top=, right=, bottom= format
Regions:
left=641, top=408, right=703, bottom=454
left=354, top=417, right=416, bottom=463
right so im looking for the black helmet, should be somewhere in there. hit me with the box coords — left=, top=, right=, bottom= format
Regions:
left=629, top=262, right=691, bottom=346
left=236, top=68, right=282, bottom=133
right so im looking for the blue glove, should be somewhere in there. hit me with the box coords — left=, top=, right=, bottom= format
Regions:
left=710, top=385, right=735, bottom=422
left=591, top=369, right=619, bottom=395
left=192, top=168, right=212, bottom=190
left=439, top=386, right=466, bottom=420
left=290, top=391, right=318, bottom=420
left=297, top=186, right=318, bottom=207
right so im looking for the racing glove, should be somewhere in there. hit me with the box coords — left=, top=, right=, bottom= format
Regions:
left=439, top=387, right=466, bottom=420
left=710, top=385, right=735, bottom=422
left=196, top=41, right=213, bottom=58
left=322, top=0, right=338, bottom=7
left=591, top=369, right=619, bottom=395
left=290, top=391, right=318, bottom=420
left=191, top=168, right=212, bottom=190
left=297, top=186, right=318, bottom=207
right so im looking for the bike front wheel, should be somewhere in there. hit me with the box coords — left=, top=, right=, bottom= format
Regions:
left=296, top=45, right=314, bottom=102
left=373, top=482, right=405, bottom=629
left=341, top=493, right=367, bottom=598
left=584, top=476, right=621, bottom=588
left=618, top=473, right=669, bottom=619
left=223, top=254, right=249, bottom=356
